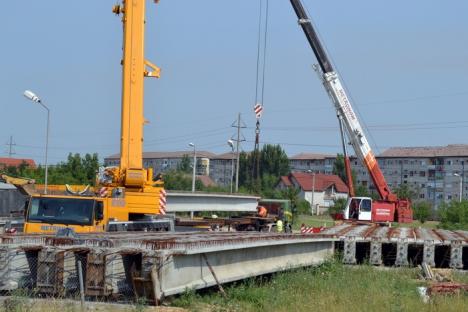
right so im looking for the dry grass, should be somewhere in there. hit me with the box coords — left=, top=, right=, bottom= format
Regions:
left=294, top=214, right=441, bottom=231
left=293, top=214, right=336, bottom=230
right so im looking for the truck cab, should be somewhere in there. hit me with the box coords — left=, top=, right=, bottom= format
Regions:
left=23, top=186, right=174, bottom=234
left=23, top=195, right=105, bottom=233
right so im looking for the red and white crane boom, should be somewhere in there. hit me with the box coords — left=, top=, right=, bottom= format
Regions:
left=289, top=0, right=412, bottom=222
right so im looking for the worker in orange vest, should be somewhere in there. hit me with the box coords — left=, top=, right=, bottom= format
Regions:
left=257, top=206, right=268, bottom=218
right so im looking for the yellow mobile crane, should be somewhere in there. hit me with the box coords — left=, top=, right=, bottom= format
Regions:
left=23, top=0, right=172, bottom=233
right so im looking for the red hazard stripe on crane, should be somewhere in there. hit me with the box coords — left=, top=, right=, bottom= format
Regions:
left=159, top=189, right=167, bottom=215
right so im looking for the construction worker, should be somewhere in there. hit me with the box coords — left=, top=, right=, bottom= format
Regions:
left=276, top=218, right=284, bottom=233
left=257, top=205, right=267, bottom=218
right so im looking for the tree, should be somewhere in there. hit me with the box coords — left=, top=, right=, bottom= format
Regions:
left=82, top=153, right=99, bottom=182
left=279, top=186, right=300, bottom=210
left=238, top=151, right=252, bottom=189
left=163, top=170, right=203, bottom=191
left=278, top=186, right=300, bottom=221
left=333, top=153, right=358, bottom=192
left=355, top=184, right=370, bottom=197
left=296, top=199, right=311, bottom=215
left=412, top=201, right=432, bottom=224
left=259, top=144, right=290, bottom=177
left=333, top=154, right=346, bottom=182
left=177, top=154, right=192, bottom=173
left=2, top=153, right=100, bottom=185
left=238, top=144, right=290, bottom=195
left=393, top=184, right=419, bottom=201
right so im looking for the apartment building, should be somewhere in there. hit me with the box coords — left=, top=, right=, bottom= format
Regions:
left=290, top=145, right=468, bottom=208
left=104, top=144, right=468, bottom=207
left=104, top=151, right=216, bottom=177
left=289, top=153, right=336, bottom=174
left=208, top=152, right=237, bottom=187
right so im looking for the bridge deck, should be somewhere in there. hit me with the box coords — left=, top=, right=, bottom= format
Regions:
left=0, top=225, right=466, bottom=302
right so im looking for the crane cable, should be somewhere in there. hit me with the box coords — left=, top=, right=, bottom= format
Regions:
left=253, top=0, right=269, bottom=186
left=260, top=0, right=269, bottom=106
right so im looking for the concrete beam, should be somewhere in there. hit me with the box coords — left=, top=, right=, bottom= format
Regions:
left=166, top=192, right=259, bottom=213
left=152, top=240, right=333, bottom=300
left=0, top=245, right=31, bottom=290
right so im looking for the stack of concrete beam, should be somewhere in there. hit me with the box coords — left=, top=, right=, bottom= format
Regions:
left=0, top=232, right=334, bottom=302
left=320, top=224, right=468, bottom=269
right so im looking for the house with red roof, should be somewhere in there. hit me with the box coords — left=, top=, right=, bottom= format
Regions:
left=277, top=172, right=349, bottom=214
left=0, top=158, right=36, bottom=170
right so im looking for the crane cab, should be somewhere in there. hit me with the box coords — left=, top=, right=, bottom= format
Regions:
left=344, top=197, right=397, bottom=223
left=344, top=197, right=372, bottom=221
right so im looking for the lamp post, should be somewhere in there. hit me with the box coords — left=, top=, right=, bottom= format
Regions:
left=188, top=143, right=196, bottom=219
left=454, top=173, right=462, bottom=202
left=24, top=90, right=49, bottom=194
left=188, top=143, right=196, bottom=192
left=227, top=140, right=235, bottom=193
left=307, top=170, right=316, bottom=215
left=462, top=161, right=465, bottom=201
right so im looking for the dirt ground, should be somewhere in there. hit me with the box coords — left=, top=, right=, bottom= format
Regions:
left=0, top=296, right=187, bottom=312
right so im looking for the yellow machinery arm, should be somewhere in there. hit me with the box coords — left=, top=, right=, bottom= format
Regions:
left=112, top=0, right=160, bottom=187
left=0, top=174, right=35, bottom=186
left=0, top=174, right=36, bottom=196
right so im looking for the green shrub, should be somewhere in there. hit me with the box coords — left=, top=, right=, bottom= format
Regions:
left=329, top=197, right=347, bottom=216
left=438, top=200, right=468, bottom=230
left=296, top=200, right=311, bottom=215
left=412, top=201, right=432, bottom=223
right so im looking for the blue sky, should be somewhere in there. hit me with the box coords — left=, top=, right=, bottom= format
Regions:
left=2, top=0, right=468, bottom=165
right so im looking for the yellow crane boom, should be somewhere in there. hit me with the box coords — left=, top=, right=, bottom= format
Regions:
left=22, top=0, right=171, bottom=234
left=113, top=0, right=160, bottom=187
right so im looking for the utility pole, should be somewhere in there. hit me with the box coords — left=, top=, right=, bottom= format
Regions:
left=6, top=136, right=16, bottom=158
left=231, top=113, right=246, bottom=192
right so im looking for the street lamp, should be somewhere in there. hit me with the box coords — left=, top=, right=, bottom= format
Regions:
left=307, top=170, right=316, bottom=215
left=24, top=90, right=49, bottom=195
left=188, top=143, right=196, bottom=193
left=227, top=140, right=235, bottom=193
left=454, top=173, right=462, bottom=202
